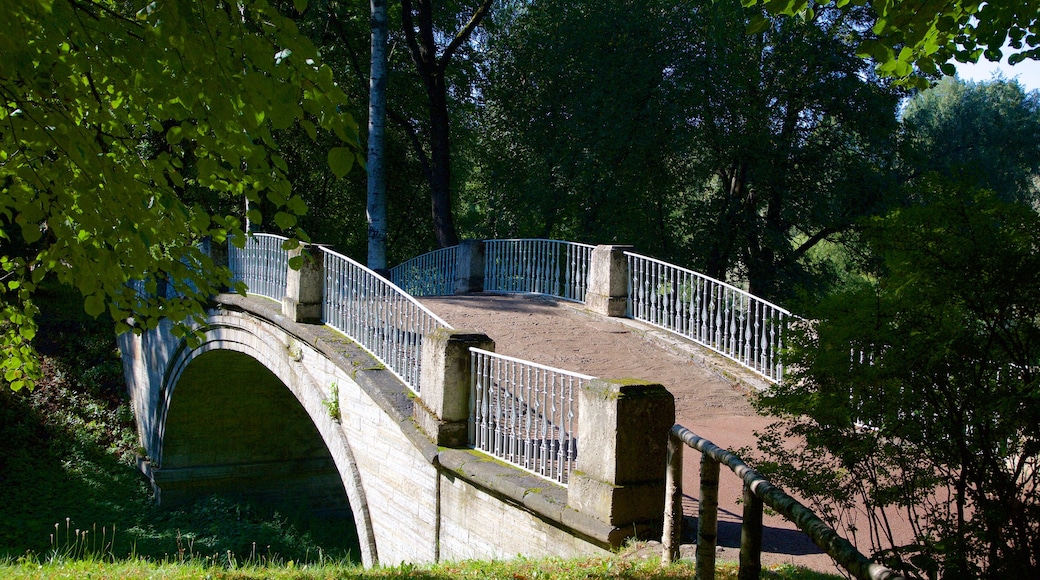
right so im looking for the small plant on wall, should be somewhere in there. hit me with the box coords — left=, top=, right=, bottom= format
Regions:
left=322, top=383, right=341, bottom=421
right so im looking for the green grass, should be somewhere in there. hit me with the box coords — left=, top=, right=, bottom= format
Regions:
left=0, top=557, right=843, bottom=580
left=0, top=283, right=842, bottom=579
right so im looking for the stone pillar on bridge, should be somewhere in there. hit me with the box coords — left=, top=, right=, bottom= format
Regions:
left=282, top=244, right=325, bottom=324
left=586, top=245, right=632, bottom=317
left=568, top=378, right=675, bottom=539
left=454, top=239, right=485, bottom=294
left=415, top=328, right=495, bottom=447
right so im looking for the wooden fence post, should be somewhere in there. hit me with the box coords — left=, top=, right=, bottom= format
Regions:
left=738, top=483, right=764, bottom=580
left=662, top=430, right=683, bottom=565
left=696, top=455, right=720, bottom=580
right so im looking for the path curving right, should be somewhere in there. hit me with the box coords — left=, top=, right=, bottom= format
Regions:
left=420, top=293, right=847, bottom=573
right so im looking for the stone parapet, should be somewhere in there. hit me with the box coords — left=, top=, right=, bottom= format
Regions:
left=585, top=245, right=632, bottom=317
left=415, top=328, right=495, bottom=447
left=567, top=378, right=675, bottom=538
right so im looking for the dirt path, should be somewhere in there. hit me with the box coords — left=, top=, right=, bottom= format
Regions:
left=420, top=293, right=845, bottom=573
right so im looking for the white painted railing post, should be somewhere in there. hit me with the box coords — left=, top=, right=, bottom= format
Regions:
left=586, top=245, right=632, bottom=317
left=567, top=378, right=674, bottom=544
left=415, top=328, right=495, bottom=447
left=454, top=240, right=485, bottom=294
left=283, top=244, right=325, bottom=323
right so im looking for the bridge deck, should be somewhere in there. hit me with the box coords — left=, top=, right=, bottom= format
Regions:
left=420, top=293, right=834, bottom=571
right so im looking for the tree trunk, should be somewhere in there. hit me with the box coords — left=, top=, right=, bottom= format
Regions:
left=428, top=83, right=459, bottom=247
left=401, top=0, right=491, bottom=249
left=367, top=0, right=389, bottom=269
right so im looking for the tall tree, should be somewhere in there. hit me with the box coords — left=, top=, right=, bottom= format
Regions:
left=471, top=0, right=681, bottom=251
left=674, top=3, right=901, bottom=300
left=755, top=184, right=1040, bottom=577
left=901, top=77, right=1040, bottom=204
left=367, top=0, right=390, bottom=269
left=400, top=0, right=493, bottom=248
left=474, top=0, right=901, bottom=302
left=1, top=0, right=361, bottom=390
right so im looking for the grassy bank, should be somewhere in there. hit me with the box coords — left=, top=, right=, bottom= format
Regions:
left=0, top=557, right=841, bottom=580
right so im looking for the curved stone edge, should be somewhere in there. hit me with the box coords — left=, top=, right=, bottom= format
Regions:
left=213, top=294, right=440, bottom=463
left=437, top=449, right=624, bottom=549
left=214, top=294, right=622, bottom=549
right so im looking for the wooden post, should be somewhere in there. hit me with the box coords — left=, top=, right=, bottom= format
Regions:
left=738, top=483, right=763, bottom=580
left=696, top=455, right=720, bottom=580
left=662, top=430, right=683, bottom=565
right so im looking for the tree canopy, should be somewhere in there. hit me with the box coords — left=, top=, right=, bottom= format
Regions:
left=749, top=0, right=1040, bottom=85
left=754, top=77, right=1040, bottom=577
left=472, top=0, right=901, bottom=302
left=0, top=0, right=362, bottom=390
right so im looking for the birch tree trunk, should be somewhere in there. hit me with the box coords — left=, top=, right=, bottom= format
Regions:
left=367, top=0, right=389, bottom=269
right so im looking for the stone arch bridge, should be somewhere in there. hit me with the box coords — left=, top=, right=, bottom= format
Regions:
left=120, top=236, right=789, bottom=567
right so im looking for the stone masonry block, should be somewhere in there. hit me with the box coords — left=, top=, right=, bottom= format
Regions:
left=586, top=245, right=632, bottom=317
left=416, top=328, right=494, bottom=447
left=283, top=244, right=325, bottom=323
left=454, top=240, right=485, bottom=294
left=567, top=378, right=674, bottom=528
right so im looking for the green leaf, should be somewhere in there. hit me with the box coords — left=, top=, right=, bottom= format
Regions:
left=327, top=147, right=354, bottom=178
left=84, top=294, right=105, bottom=318
left=167, top=125, right=184, bottom=145
left=746, top=15, right=771, bottom=35
left=293, top=0, right=308, bottom=12
left=273, top=211, right=297, bottom=229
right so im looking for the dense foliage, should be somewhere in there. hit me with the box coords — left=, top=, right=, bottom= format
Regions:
left=0, top=0, right=363, bottom=390
left=748, top=0, right=1040, bottom=86
left=470, top=0, right=900, bottom=302
left=754, top=79, right=1040, bottom=578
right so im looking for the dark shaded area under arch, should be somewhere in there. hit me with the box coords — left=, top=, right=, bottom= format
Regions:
left=157, top=350, right=360, bottom=558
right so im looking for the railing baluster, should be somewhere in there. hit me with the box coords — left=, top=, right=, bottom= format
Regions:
left=622, top=252, right=794, bottom=384
left=468, top=347, right=591, bottom=486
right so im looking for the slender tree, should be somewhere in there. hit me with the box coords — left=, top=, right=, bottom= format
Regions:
left=367, top=0, right=389, bottom=269
left=400, top=0, right=493, bottom=248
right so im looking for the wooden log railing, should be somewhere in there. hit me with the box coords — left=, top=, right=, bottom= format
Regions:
left=661, top=425, right=906, bottom=580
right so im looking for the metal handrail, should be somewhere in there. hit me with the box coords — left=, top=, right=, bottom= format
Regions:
left=626, top=252, right=795, bottom=384
left=469, top=347, right=591, bottom=485
left=484, top=239, right=594, bottom=303
left=662, top=425, right=905, bottom=580
left=320, top=246, right=453, bottom=394
left=227, top=233, right=290, bottom=302
left=389, top=245, right=459, bottom=297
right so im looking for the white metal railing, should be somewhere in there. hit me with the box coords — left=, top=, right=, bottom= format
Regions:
left=321, top=247, right=453, bottom=394
left=389, top=245, right=458, bottom=297
left=469, top=347, right=591, bottom=485
left=228, top=233, right=289, bottom=302
left=484, top=239, right=594, bottom=302
left=626, top=252, right=793, bottom=383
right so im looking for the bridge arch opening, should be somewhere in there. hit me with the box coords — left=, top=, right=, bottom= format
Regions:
left=156, top=349, right=361, bottom=560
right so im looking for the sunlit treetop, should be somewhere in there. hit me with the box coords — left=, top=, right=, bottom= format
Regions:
left=745, top=0, right=1040, bottom=86
left=0, top=0, right=363, bottom=390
